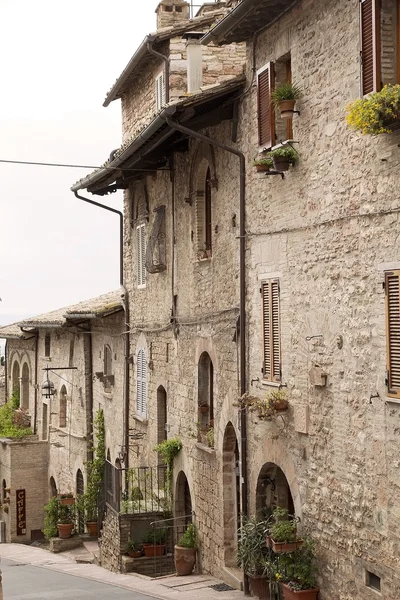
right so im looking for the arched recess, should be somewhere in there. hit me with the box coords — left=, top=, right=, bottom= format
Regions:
left=157, top=386, right=167, bottom=448
left=222, top=422, right=240, bottom=567
left=11, top=360, right=20, bottom=397
left=49, top=476, right=57, bottom=498
left=76, top=469, right=85, bottom=533
left=20, top=362, right=30, bottom=410
left=256, top=462, right=295, bottom=520
left=59, top=385, right=67, bottom=428
left=197, top=352, right=214, bottom=444
left=175, top=471, right=193, bottom=532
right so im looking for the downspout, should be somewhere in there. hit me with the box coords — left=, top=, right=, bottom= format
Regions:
left=163, top=116, right=249, bottom=594
left=4, top=340, right=7, bottom=401
left=147, top=42, right=170, bottom=104
left=74, top=192, right=130, bottom=472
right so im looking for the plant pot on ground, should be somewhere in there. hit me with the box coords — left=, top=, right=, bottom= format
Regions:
left=57, top=504, right=74, bottom=539
left=253, top=157, right=274, bottom=172
left=237, top=515, right=275, bottom=600
left=174, top=523, right=197, bottom=576
left=142, top=527, right=167, bottom=557
left=269, top=147, right=298, bottom=172
left=277, top=538, right=318, bottom=600
left=125, top=539, right=143, bottom=558
left=271, top=82, right=302, bottom=119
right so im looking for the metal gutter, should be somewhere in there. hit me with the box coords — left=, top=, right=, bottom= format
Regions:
left=147, top=41, right=170, bottom=104
left=201, top=0, right=257, bottom=45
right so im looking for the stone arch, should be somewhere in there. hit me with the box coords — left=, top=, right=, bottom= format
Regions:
left=156, top=385, right=167, bottom=447
left=189, top=141, right=217, bottom=201
left=59, top=385, right=67, bottom=428
left=49, top=476, right=57, bottom=497
left=132, top=180, right=149, bottom=223
left=11, top=360, right=20, bottom=396
left=175, top=471, right=193, bottom=530
left=20, top=362, right=30, bottom=410
left=197, top=352, right=214, bottom=443
left=222, top=422, right=240, bottom=567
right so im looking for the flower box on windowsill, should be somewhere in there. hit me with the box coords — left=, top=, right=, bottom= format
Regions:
left=266, top=535, right=303, bottom=553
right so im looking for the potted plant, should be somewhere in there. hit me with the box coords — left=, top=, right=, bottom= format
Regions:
left=269, top=147, right=298, bottom=172
left=237, top=516, right=275, bottom=600
left=253, top=157, right=274, bottom=172
left=268, top=389, right=289, bottom=412
left=271, top=82, right=302, bottom=119
left=43, top=496, right=59, bottom=539
left=174, top=523, right=197, bottom=576
left=277, top=538, right=318, bottom=600
left=142, top=527, right=167, bottom=557
left=198, top=402, right=209, bottom=414
left=267, top=507, right=303, bottom=553
left=58, top=492, right=74, bottom=506
left=57, top=504, right=74, bottom=539
left=125, top=539, right=143, bottom=558
left=346, top=84, right=400, bottom=134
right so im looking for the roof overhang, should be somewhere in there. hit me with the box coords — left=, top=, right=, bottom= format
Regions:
left=201, top=0, right=300, bottom=45
left=72, top=76, right=245, bottom=196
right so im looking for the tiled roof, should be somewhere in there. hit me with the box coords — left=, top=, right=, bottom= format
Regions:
left=0, top=290, right=123, bottom=336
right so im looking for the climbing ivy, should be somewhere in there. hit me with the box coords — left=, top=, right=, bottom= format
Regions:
left=77, top=408, right=105, bottom=522
left=154, top=438, right=182, bottom=498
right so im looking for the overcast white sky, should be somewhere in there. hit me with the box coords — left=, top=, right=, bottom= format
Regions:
left=0, top=0, right=161, bottom=326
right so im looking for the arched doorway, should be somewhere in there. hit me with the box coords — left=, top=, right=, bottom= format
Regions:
left=20, top=363, right=29, bottom=410
left=256, top=462, right=294, bottom=519
left=49, top=477, right=57, bottom=498
left=222, top=422, right=240, bottom=567
left=76, top=469, right=84, bottom=533
left=11, top=361, right=20, bottom=398
left=175, top=471, right=193, bottom=537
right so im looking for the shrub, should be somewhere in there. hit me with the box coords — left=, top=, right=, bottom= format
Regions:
left=177, top=523, right=197, bottom=548
left=346, top=84, right=400, bottom=134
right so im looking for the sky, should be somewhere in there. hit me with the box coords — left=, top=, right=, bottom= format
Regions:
left=0, top=0, right=162, bottom=327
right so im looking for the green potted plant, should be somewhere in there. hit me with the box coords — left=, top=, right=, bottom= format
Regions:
left=237, top=516, right=275, bottom=600
left=174, top=523, right=197, bottom=576
left=253, top=157, right=274, bottom=173
left=271, top=82, right=302, bottom=119
left=346, top=84, right=400, bottom=134
left=269, top=147, right=298, bottom=172
left=142, top=527, right=167, bottom=557
left=57, top=503, right=74, bottom=539
left=277, top=538, right=318, bottom=600
left=267, top=507, right=303, bottom=553
left=58, top=492, right=74, bottom=506
left=268, top=389, right=289, bottom=412
left=43, top=496, right=60, bottom=539
left=125, top=539, right=143, bottom=558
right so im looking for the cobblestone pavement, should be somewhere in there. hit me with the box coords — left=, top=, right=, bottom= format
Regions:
left=0, top=544, right=245, bottom=600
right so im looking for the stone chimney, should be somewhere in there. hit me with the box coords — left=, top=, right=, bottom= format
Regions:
left=183, top=32, right=203, bottom=93
left=156, top=0, right=190, bottom=30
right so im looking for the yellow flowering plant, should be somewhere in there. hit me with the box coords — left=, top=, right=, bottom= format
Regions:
left=346, top=84, right=400, bottom=134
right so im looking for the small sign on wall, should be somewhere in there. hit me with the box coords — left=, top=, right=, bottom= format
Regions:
left=16, top=489, right=26, bottom=535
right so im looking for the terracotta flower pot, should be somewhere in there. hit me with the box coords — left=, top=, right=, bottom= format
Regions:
left=272, top=157, right=291, bottom=172
left=268, top=536, right=303, bottom=553
left=247, top=574, right=271, bottom=600
left=279, top=99, right=296, bottom=119
left=273, top=400, right=289, bottom=412
left=143, top=543, right=166, bottom=557
left=86, top=521, right=98, bottom=537
left=128, top=550, right=142, bottom=558
left=198, top=405, right=209, bottom=414
left=59, top=497, right=75, bottom=506
left=174, top=545, right=197, bottom=576
left=57, top=523, right=74, bottom=539
left=281, top=583, right=319, bottom=600
left=255, top=163, right=271, bottom=172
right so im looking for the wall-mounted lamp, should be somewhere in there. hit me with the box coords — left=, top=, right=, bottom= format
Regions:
left=42, top=378, right=55, bottom=399
left=41, top=365, right=78, bottom=399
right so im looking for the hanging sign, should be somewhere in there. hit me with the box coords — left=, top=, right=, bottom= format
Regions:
left=16, top=489, right=26, bottom=535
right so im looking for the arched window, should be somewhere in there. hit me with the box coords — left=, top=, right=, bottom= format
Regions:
left=104, top=345, right=112, bottom=376
left=76, top=470, right=84, bottom=533
left=49, top=477, right=57, bottom=498
left=11, top=361, right=20, bottom=397
left=136, top=348, right=147, bottom=417
left=195, top=163, right=213, bottom=259
left=20, top=363, right=30, bottom=410
left=197, top=352, right=214, bottom=446
left=59, top=385, right=67, bottom=428
left=45, top=334, right=51, bottom=358
left=205, top=167, right=212, bottom=254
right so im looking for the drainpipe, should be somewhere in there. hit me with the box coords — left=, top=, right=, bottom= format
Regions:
left=147, top=42, right=170, bottom=104
left=4, top=340, right=7, bottom=402
left=163, top=116, right=249, bottom=595
left=74, top=192, right=130, bottom=472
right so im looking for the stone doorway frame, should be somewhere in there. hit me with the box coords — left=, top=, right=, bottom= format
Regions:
left=222, top=421, right=240, bottom=568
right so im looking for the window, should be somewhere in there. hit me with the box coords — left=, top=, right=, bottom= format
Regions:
left=155, top=71, right=166, bottom=113
left=137, top=223, right=147, bottom=288
left=104, top=345, right=112, bottom=376
left=45, top=334, right=51, bottom=358
left=366, top=570, right=381, bottom=592
left=197, top=352, right=214, bottom=446
left=59, top=386, right=67, bottom=428
left=195, top=164, right=213, bottom=258
left=385, top=270, right=400, bottom=398
left=360, top=0, right=400, bottom=95
left=136, top=348, right=147, bottom=417
left=262, top=280, right=281, bottom=382
left=257, top=56, right=293, bottom=150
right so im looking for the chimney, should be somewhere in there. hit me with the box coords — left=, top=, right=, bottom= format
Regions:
left=183, top=32, right=204, bottom=93
left=156, top=0, right=190, bottom=30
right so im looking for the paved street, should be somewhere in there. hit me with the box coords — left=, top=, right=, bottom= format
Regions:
left=3, top=558, right=155, bottom=600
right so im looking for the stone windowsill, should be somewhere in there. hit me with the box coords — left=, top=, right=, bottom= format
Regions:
left=195, top=442, right=216, bottom=456
left=133, top=414, right=148, bottom=425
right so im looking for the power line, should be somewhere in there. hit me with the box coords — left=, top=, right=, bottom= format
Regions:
left=0, top=158, right=169, bottom=173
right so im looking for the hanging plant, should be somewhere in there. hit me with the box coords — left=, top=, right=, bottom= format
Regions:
left=154, top=438, right=182, bottom=498
left=346, top=84, right=400, bottom=134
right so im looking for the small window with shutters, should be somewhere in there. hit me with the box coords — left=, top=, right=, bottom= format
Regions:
left=155, top=71, right=166, bottom=113
left=137, top=223, right=147, bottom=288
left=360, top=0, right=400, bottom=95
left=385, top=270, right=400, bottom=398
left=262, top=279, right=281, bottom=382
left=136, top=348, right=147, bottom=417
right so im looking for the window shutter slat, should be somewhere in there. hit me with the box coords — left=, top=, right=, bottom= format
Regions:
left=386, top=272, right=400, bottom=397
left=262, top=280, right=281, bottom=382
left=137, top=224, right=146, bottom=287
left=360, top=0, right=381, bottom=94
left=136, top=348, right=147, bottom=415
left=271, top=281, right=281, bottom=381
left=258, top=62, right=275, bottom=148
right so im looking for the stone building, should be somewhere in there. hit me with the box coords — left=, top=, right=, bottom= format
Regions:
left=0, top=291, right=125, bottom=542
left=72, top=0, right=400, bottom=598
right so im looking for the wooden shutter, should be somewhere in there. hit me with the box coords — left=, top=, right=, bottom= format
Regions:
left=136, top=349, right=147, bottom=415
left=262, top=280, right=281, bottom=382
left=360, top=0, right=381, bottom=94
left=155, top=71, right=165, bottom=112
left=385, top=271, right=400, bottom=398
left=257, top=62, right=275, bottom=149
left=137, top=224, right=146, bottom=287
left=286, top=59, right=294, bottom=140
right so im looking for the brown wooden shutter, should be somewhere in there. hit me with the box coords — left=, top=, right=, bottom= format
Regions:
left=385, top=271, right=400, bottom=398
left=360, top=0, right=381, bottom=94
left=286, top=59, right=294, bottom=140
left=262, top=280, right=281, bottom=382
left=258, top=62, right=275, bottom=149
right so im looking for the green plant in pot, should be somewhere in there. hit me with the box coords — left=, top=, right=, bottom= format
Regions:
left=237, top=516, right=276, bottom=600
left=271, top=81, right=302, bottom=119
left=125, top=539, right=143, bottom=558
left=269, top=147, right=298, bottom=172
left=174, top=523, right=198, bottom=576
left=276, top=538, right=318, bottom=600
left=253, top=156, right=274, bottom=173
left=57, top=503, right=74, bottom=539
left=43, top=496, right=60, bottom=539
left=142, top=526, right=167, bottom=557
left=267, top=507, right=302, bottom=553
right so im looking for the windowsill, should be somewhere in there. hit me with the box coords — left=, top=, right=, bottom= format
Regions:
left=385, top=397, right=400, bottom=405
left=259, top=139, right=297, bottom=154
left=137, top=285, right=147, bottom=290
left=261, top=380, right=282, bottom=388
left=133, top=414, right=148, bottom=424
left=195, top=442, right=216, bottom=455
left=102, top=391, right=113, bottom=400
